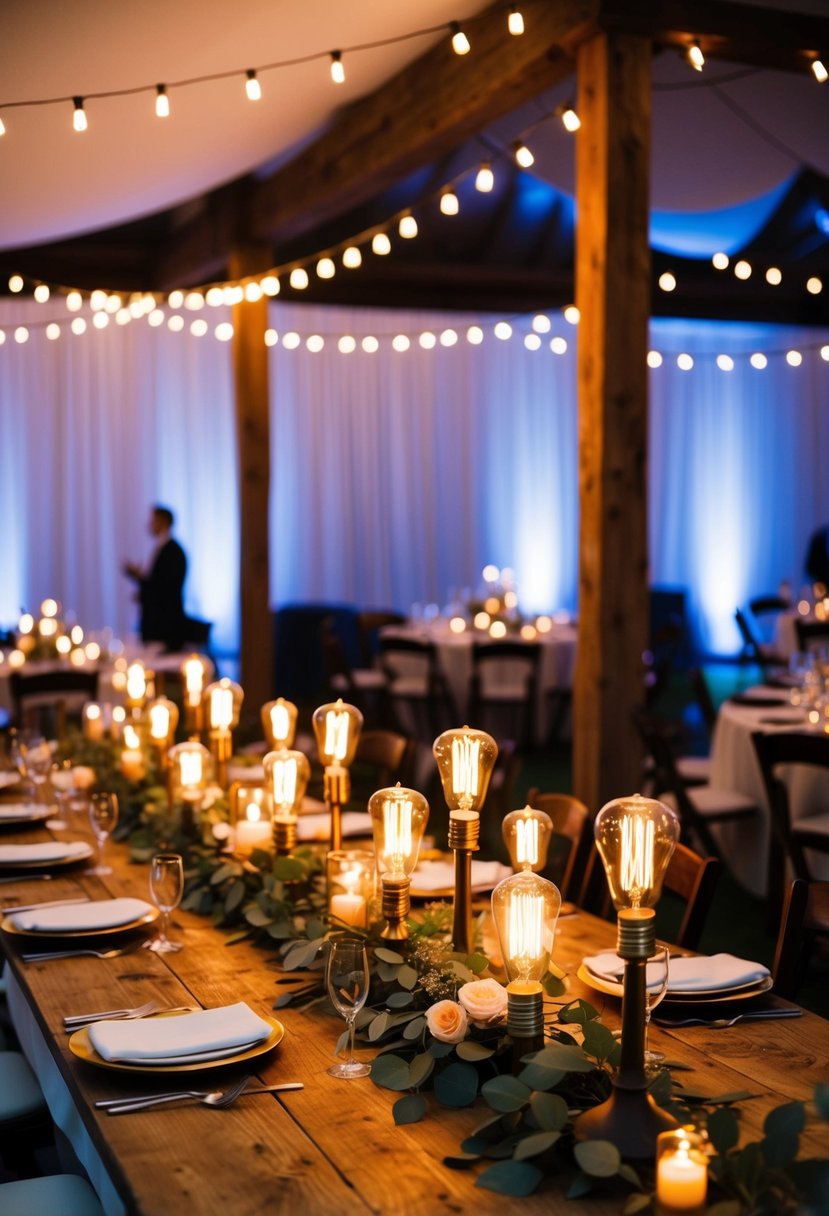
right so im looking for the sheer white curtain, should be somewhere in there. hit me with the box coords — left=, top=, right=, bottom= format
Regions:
left=0, top=300, right=239, bottom=650
left=1, top=297, right=827, bottom=657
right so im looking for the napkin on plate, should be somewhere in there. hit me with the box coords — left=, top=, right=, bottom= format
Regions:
left=0, top=840, right=90, bottom=864
left=0, top=802, right=46, bottom=820
left=411, top=859, right=512, bottom=893
left=0, top=773, right=21, bottom=790
left=10, top=897, right=153, bottom=933
left=297, top=811, right=371, bottom=841
left=584, top=950, right=769, bottom=992
left=88, top=1002, right=272, bottom=1062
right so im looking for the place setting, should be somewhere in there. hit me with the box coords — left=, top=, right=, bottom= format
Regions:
left=0, top=801, right=53, bottom=830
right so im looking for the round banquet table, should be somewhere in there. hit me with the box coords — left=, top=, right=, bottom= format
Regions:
left=380, top=620, right=577, bottom=744
left=709, top=690, right=829, bottom=896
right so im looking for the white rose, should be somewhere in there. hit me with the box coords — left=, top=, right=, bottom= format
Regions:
left=457, top=978, right=508, bottom=1027
left=425, top=1000, right=468, bottom=1044
left=72, top=766, right=97, bottom=790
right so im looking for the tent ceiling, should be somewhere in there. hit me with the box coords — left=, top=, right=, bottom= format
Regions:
left=0, top=0, right=827, bottom=322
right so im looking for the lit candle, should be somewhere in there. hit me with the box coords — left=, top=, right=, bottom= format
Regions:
left=83, top=703, right=104, bottom=742
left=656, top=1132, right=708, bottom=1212
left=329, top=866, right=367, bottom=927
left=236, top=802, right=272, bottom=857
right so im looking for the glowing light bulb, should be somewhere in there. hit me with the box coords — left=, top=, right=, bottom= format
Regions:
left=66, top=290, right=83, bottom=312
left=261, top=698, right=298, bottom=750
left=560, top=105, right=580, bottom=132
left=155, top=85, right=169, bottom=117
left=451, top=22, right=470, bottom=54
left=206, top=678, right=243, bottom=732
left=369, top=785, right=429, bottom=878
left=398, top=213, right=418, bottom=239
left=508, top=6, right=524, bottom=35
left=342, top=246, right=362, bottom=268
left=245, top=70, right=261, bottom=101
left=264, top=748, right=310, bottom=815
left=811, top=58, right=827, bottom=83
left=712, top=251, right=729, bottom=269
left=289, top=267, right=309, bottom=290
left=513, top=140, right=534, bottom=168
left=34, top=284, right=50, bottom=303
left=475, top=162, right=494, bottom=192
left=312, top=700, right=363, bottom=767
left=734, top=260, right=752, bottom=280
left=433, top=726, right=498, bottom=813
left=371, top=233, right=391, bottom=256
left=316, top=257, right=336, bottom=279
left=73, top=97, right=87, bottom=132
left=491, top=869, right=561, bottom=984
left=594, top=793, right=679, bottom=910
left=687, top=42, right=705, bottom=71
left=8, top=274, right=23, bottom=293
left=330, top=52, right=345, bottom=84
left=765, top=267, right=782, bottom=285
left=440, top=189, right=459, bottom=215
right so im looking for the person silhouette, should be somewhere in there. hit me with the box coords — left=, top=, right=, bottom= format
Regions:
left=122, top=505, right=187, bottom=650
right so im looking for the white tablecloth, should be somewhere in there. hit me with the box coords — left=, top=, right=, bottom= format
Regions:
left=380, top=621, right=577, bottom=742
left=710, top=694, right=829, bottom=895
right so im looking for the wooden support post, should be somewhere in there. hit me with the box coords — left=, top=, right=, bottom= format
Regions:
left=572, top=32, right=651, bottom=814
left=229, top=245, right=273, bottom=713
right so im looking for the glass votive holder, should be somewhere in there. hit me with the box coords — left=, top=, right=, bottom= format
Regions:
left=327, top=849, right=375, bottom=930
left=656, top=1128, right=708, bottom=1214
left=230, top=783, right=273, bottom=859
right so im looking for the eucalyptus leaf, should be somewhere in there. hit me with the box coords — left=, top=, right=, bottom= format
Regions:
left=397, top=963, right=418, bottom=990
left=544, top=973, right=567, bottom=997
left=266, top=921, right=294, bottom=938
left=559, top=998, right=600, bottom=1025
left=355, top=1007, right=376, bottom=1029
left=623, top=1194, right=652, bottom=1214
left=210, top=862, right=240, bottom=885
left=466, top=952, right=489, bottom=974
left=761, top=1130, right=800, bottom=1169
left=513, top=1130, right=560, bottom=1160
left=408, top=1052, right=435, bottom=1089
left=582, top=1019, right=617, bottom=1061
left=403, top=1016, right=426, bottom=1041
left=224, top=879, right=247, bottom=913
left=460, top=1137, right=487, bottom=1156
left=708, top=1106, right=740, bottom=1153
left=618, top=1163, right=642, bottom=1188
left=282, top=939, right=321, bottom=970
left=244, top=905, right=274, bottom=927
left=273, top=856, right=305, bottom=881
left=375, top=947, right=405, bottom=964
left=574, top=1139, right=621, bottom=1177
left=449, top=959, right=477, bottom=982
left=370, top=1053, right=412, bottom=1092
left=481, top=1075, right=532, bottom=1113
left=393, top=1093, right=428, bottom=1125
left=429, top=1041, right=455, bottom=1058
left=306, top=918, right=327, bottom=939
left=456, top=1040, right=494, bottom=1062
left=530, top=1091, right=569, bottom=1132
left=386, top=991, right=414, bottom=1009
left=376, top=961, right=402, bottom=983
left=524, top=1042, right=595, bottom=1074
left=434, top=1061, right=479, bottom=1108
left=224, top=928, right=253, bottom=944
left=518, top=1059, right=566, bottom=1092
left=367, top=1011, right=391, bottom=1042
left=764, top=1100, right=805, bottom=1139
left=566, top=1173, right=593, bottom=1199
left=474, top=1161, right=543, bottom=1197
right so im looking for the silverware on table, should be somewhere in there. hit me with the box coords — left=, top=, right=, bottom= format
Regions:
left=99, top=1079, right=304, bottom=1114
left=654, top=1008, right=803, bottom=1028
left=0, top=873, right=54, bottom=885
left=2, top=896, right=91, bottom=915
left=64, top=1003, right=200, bottom=1030
left=22, top=944, right=143, bottom=962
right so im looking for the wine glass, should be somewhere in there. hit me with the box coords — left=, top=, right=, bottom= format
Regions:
left=147, top=853, right=184, bottom=953
left=644, top=946, right=670, bottom=1069
left=325, top=937, right=371, bottom=1079
left=86, top=792, right=119, bottom=876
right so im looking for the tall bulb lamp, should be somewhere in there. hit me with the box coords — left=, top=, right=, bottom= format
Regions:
left=205, top=678, right=243, bottom=788
left=181, top=654, right=213, bottom=738
left=261, top=698, right=298, bottom=751
left=576, top=793, right=680, bottom=1156
left=491, top=868, right=561, bottom=1057
left=502, top=805, right=554, bottom=873
left=433, top=726, right=498, bottom=953
left=312, top=700, right=363, bottom=851
left=263, top=748, right=311, bottom=854
left=368, top=784, right=429, bottom=939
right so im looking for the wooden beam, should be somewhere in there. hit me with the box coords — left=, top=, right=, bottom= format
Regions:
left=572, top=30, right=651, bottom=814
left=155, top=0, right=597, bottom=286
left=230, top=244, right=273, bottom=714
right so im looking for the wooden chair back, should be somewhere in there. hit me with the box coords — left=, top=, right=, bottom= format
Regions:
left=524, top=789, right=589, bottom=900
left=353, top=729, right=416, bottom=791
left=751, top=730, right=829, bottom=885
left=773, top=879, right=829, bottom=1000
left=469, top=640, right=540, bottom=751
left=9, top=670, right=99, bottom=740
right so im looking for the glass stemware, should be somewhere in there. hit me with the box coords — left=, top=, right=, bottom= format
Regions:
left=325, top=937, right=371, bottom=1079
left=644, top=945, right=670, bottom=1068
left=86, top=792, right=119, bottom=876
left=15, top=733, right=65, bottom=829
left=147, top=853, right=184, bottom=953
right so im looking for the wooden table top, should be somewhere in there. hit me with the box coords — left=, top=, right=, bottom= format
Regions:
left=1, top=813, right=827, bottom=1216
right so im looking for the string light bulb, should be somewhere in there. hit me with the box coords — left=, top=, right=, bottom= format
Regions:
left=289, top=267, right=309, bottom=290
left=8, top=275, right=24, bottom=293
left=330, top=51, right=345, bottom=84
left=687, top=42, right=705, bottom=71
left=811, top=57, right=827, bottom=83
left=371, top=232, right=391, bottom=256
left=72, top=97, right=87, bottom=132
left=475, top=162, right=494, bottom=192
left=513, top=140, right=534, bottom=168
left=508, top=5, right=524, bottom=35
left=450, top=22, right=471, bottom=55
left=560, top=104, right=581, bottom=132
left=245, top=70, right=261, bottom=101
left=439, top=189, right=459, bottom=216
left=342, top=245, right=362, bottom=268
left=398, top=213, right=418, bottom=239
left=155, top=85, right=169, bottom=118
left=0, top=116, right=5, bottom=137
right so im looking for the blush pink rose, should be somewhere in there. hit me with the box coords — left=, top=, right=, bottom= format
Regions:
left=457, top=978, right=508, bottom=1027
left=425, top=999, right=468, bottom=1044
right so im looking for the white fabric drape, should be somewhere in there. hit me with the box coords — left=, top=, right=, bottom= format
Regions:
left=1, top=298, right=827, bottom=656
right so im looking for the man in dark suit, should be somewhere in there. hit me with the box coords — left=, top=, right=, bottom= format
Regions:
left=122, top=505, right=187, bottom=650
left=805, top=524, right=829, bottom=590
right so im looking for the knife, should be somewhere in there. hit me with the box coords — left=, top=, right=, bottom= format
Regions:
left=1, top=897, right=91, bottom=915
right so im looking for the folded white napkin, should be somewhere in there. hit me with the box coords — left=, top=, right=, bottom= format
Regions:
left=10, top=897, right=153, bottom=933
left=88, top=1002, right=272, bottom=1062
left=0, top=773, right=21, bottom=789
left=0, top=802, right=46, bottom=820
left=296, top=811, right=371, bottom=841
left=584, top=950, right=769, bottom=992
left=0, top=840, right=90, bottom=864
left=411, top=859, right=512, bottom=893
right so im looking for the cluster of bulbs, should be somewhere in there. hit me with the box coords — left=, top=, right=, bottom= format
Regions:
left=657, top=256, right=824, bottom=300
left=0, top=5, right=531, bottom=138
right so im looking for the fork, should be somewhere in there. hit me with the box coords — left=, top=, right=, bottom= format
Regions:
left=654, top=1009, right=802, bottom=1029
left=98, top=1080, right=304, bottom=1114
left=64, top=1000, right=159, bottom=1027
left=22, top=945, right=140, bottom=962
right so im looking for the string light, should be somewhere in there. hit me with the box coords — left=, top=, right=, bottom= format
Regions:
left=687, top=42, right=705, bottom=71
left=371, top=233, right=391, bottom=256
left=811, top=57, right=827, bottom=83
left=450, top=22, right=470, bottom=55
left=550, top=336, right=567, bottom=354
left=716, top=354, right=734, bottom=371
left=245, top=70, right=261, bottom=101
left=647, top=350, right=663, bottom=368
left=658, top=271, right=677, bottom=292
left=342, top=246, right=362, bottom=268
left=513, top=140, right=534, bottom=168
left=712, top=252, right=729, bottom=270
left=398, top=213, right=418, bottom=238
left=787, top=350, right=802, bottom=366
left=14, top=326, right=29, bottom=344
left=289, top=268, right=309, bottom=290
left=559, top=104, right=580, bottom=132
left=807, top=276, right=823, bottom=294
left=439, top=189, right=459, bottom=215
left=34, top=284, right=50, bottom=303
left=507, top=6, right=524, bottom=36
left=750, top=352, right=767, bottom=369
left=0, top=116, right=5, bottom=137
left=765, top=267, right=782, bottom=285
left=563, top=305, right=580, bottom=325
left=467, top=325, right=484, bottom=345
left=66, top=291, right=83, bottom=312
left=494, top=321, right=512, bottom=340
left=155, top=85, right=170, bottom=118
left=8, top=275, right=24, bottom=293
left=734, top=260, right=752, bottom=280
left=475, top=162, right=494, bottom=192
left=532, top=314, right=551, bottom=334
left=316, top=257, right=336, bottom=279
left=330, top=52, right=345, bottom=84
left=72, top=97, right=87, bottom=132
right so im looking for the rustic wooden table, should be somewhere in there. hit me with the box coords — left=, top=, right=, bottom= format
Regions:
left=1, top=814, right=827, bottom=1216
